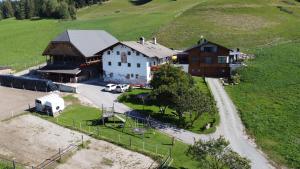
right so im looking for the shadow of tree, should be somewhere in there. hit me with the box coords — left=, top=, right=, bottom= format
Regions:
left=130, top=0, right=152, bottom=6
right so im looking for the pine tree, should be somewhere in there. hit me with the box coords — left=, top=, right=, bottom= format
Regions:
left=25, top=0, right=35, bottom=19
left=2, top=0, right=14, bottom=18
left=15, top=0, right=26, bottom=20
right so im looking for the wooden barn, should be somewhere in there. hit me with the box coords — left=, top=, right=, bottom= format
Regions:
left=39, top=30, right=119, bottom=83
left=177, top=39, right=239, bottom=77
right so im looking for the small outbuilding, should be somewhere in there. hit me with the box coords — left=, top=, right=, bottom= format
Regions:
left=35, top=93, right=65, bottom=117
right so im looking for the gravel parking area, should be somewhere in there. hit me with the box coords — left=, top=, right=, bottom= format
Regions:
left=0, top=86, right=45, bottom=120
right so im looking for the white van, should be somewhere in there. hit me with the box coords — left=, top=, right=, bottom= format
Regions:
left=35, top=93, right=65, bottom=117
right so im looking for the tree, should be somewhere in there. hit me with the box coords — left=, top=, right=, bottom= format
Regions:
left=56, top=1, right=70, bottom=19
left=187, top=137, right=251, bottom=169
left=25, top=0, right=35, bottom=19
left=0, top=8, right=3, bottom=20
left=173, top=87, right=212, bottom=127
left=150, top=64, right=193, bottom=115
left=150, top=64, right=212, bottom=127
left=2, top=0, right=14, bottom=18
left=15, top=0, right=26, bottom=20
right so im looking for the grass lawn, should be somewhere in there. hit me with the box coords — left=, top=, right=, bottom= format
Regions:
left=118, top=77, right=219, bottom=134
left=35, top=95, right=200, bottom=169
left=226, top=43, right=300, bottom=168
left=156, top=0, right=300, bottom=50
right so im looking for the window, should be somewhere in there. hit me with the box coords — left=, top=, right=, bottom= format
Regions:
left=137, top=63, right=141, bottom=68
left=191, top=56, right=199, bottom=63
left=110, top=73, right=113, bottom=78
left=117, top=51, right=120, bottom=55
left=128, top=63, right=131, bottom=67
left=204, top=57, right=212, bottom=64
left=107, top=51, right=111, bottom=55
left=131, top=74, right=134, bottom=78
left=136, top=51, right=140, bottom=56
left=136, top=74, right=139, bottom=79
left=108, top=61, right=112, bottom=66
left=218, top=56, right=227, bottom=64
left=201, top=45, right=217, bottom=53
left=126, top=74, right=130, bottom=79
left=128, top=51, right=131, bottom=55
left=153, top=62, right=156, bottom=65
left=118, top=62, right=121, bottom=66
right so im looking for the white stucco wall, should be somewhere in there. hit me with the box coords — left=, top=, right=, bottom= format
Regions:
left=102, top=44, right=163, bottom=85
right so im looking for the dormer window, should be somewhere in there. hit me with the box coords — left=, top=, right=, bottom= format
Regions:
left=128, top=51, right=131, bottom=55
left=117, top=51, right=120, bottom=55
left=107, top=51, right=111, bottom=55
left=136, top=51, right=140, bottom=56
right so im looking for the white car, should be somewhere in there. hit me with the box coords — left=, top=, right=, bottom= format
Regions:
left=115, top=84, right=130, bottom=93
left=105, top=84, right=117, bottom=92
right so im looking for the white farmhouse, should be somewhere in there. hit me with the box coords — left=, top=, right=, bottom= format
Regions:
left=102, top=37, right=176, bottom=85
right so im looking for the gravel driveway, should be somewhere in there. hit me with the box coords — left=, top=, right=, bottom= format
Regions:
left=76, top=80, right=131, bottom=113
left=206, top=78, right=274, bottom=169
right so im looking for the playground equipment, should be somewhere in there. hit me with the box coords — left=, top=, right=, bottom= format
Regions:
left=100, top=104, right=126, bottom=126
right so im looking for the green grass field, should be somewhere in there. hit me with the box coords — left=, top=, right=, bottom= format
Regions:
left=226, top=43, right=300, bottom=168
left=36, top=95, right=200, bottom=169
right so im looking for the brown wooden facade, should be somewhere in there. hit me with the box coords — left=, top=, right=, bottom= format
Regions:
left=181, top=41, right=231, bottom=77
left=40, top=42, right=102, bottom=83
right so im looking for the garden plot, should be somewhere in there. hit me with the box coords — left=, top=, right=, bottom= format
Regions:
left=0, top=86, right=45, bottom=120
left=0, top=115, right=157, bottom=168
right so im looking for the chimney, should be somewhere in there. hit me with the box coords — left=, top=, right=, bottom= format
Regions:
left=153, top=37, right=157, bottom=45
left=139, top=37, right=145, bottom=45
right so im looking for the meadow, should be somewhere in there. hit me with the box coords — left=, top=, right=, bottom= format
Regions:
left=226, top=43, right=300, bottom=168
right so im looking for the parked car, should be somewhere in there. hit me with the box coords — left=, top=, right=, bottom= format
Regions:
left=105, top=84, right=117, bottom=92
left=115, top=84, right=130, bottom=93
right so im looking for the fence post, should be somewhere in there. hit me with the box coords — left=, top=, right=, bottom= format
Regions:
left=59, top=148, right=61, bottom=161
left=12, top=160, right=16, bottom=169
left=169, top=147, right=172, bottom=158
left=118, top=134, right=120, bottom=143
left=156, top=144, right=158, bottom=155
left=129, top=137, right=132, bottom=148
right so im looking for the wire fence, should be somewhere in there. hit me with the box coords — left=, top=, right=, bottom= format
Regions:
left=53, top=116, right=173, bottom=158
left=0, top=156, right=30, bottom=169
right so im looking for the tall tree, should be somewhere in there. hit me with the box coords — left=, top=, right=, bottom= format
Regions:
left=2, top=0, right=14, bottom=18
left=25, top=0, right=35, bottom=19
left=15, top=0, right=26, bottom=20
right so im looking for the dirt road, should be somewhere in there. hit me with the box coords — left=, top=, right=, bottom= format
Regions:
left=206, top=78, right=274, bottom=169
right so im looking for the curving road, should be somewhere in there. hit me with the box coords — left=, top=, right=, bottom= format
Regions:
left=206, top=78, right=274, bottom=169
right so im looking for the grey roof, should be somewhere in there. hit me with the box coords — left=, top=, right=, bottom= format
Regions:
left=52, top=30, right=119, bottom=57
left=121, top=41, right=176, bottom=58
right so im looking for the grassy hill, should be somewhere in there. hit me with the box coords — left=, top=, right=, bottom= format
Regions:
left=226, top=42, right=300, bottom=168
left=0, top=0, right=299, bottom=168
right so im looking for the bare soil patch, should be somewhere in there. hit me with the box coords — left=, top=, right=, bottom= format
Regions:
left=0, top=87, right=45, bottom=120
left=56, top=138, right=158, bottom=169
left=0, top=115, right=157, bottom=168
